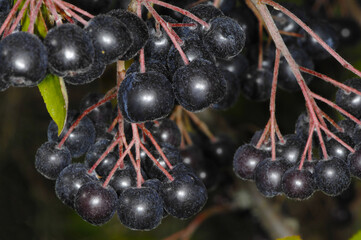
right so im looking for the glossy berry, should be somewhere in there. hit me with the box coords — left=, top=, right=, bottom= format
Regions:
left=254, top=158, right=290, bottom=197
left=172, top=59, right=226, bottom=112
left=181, top=4, right=224, bottom=38
left=227, top=7, right=257, bottom=46
left=240, top=66, right=273, bottom=102
left=347, top=144, right=361, bottom=179
left=108, top=166, right=137, bottom=195
left=167, top=37, right=216, bottom=74
left=0, top=32, right=47, bottom=87
left=35, top=141, right=72, bottom=180
left=216, top=53, right=249, bottom=79
left=118, top=187, right=163, bottom=230
left=203, top=135, right=236, bottom=166
left=118, top=71, right=174, bottom=123
left=335, top=78, right=361, bottom=119
left=276, top=134, right=305, bottom=165
left=63, top=53, right=106, bottom=85
left=324, top=133, right=353, bottom=161
left=300, top=160, right=318, bottom=175
left=150, top=119, right=181, bottom=147
left=79, top=93, right=113, bottom=125
left=85, top=15, right=132, bottom=64
left=314, top=157, right=351, bottom=196
left=48, top=111, right=96, bottom=158
left=161, top=172, right=207, bottom=219
left=44, top=24, right=95, bottom=77
left=108, top=9, right=149, bottom=60
left=126, top=61, right=169, bottom=79
left=331, top=18, right=361, bottom=45
left=203, top=16, right=246, bottom=60
left=281, top=168, right=315, bottom=200
left=233, top=144, right=269, bottom=180
left=55, top=163, right=97, bottom=208
left=75, top=182, right=117, bottom=225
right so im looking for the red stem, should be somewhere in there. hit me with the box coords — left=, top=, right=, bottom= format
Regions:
left=88, top=137, right=120, bottom=174
left=57, top=92, right=117, bottom=148
left=61, top=1, right=94, bottom=19
left=132, top=124, right=143, bottom=188
left=140, top=142, right=174, bottom=181
left=102, top=139, right=135, bottom=187
left=168, top=23, right=197, bottom=28
left=319, top=124, right=355, bottom=153
left=146, top=0, right=210, bottom=29
left=53, top=0, right=88, bottom=26
left=0, top=0, right=22, bottom=36
left=143, top=1, right=189, bottom=65
left=45, top=0, right=62, bottom=25
left=139, top=48, right=146, bottom=73
left=258, top=21, right=264, bottom=70
left=298, top=123, right=315, bottom=170
left=8, top=0, right=31, bottom=34
left=261, top=0, right=361, bottom=78
left=27, top=0, right=42, bottom=33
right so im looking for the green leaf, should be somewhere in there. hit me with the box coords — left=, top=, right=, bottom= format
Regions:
left=38, top=74, right=68, bottom=136
left=350, top=230, right=361, bottom=240
left=276, top=236, right=302, bottom=240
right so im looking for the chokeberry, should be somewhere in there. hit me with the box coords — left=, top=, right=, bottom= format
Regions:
left=335, top=78, right=361, bottom=119
left=281, top=167, right=315, bottom=200
left=149, top=119, right=181, bottom=147
left=240, top=66, right=273, bottom=102
left=79, top=93, right=113, bottom=125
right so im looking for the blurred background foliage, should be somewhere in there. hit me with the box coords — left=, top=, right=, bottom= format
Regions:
left=2, top=0, right=361, bottom=239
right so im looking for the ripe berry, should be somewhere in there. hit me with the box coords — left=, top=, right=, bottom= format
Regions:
left=35, top=141, right=72, bottom=180
left=276, top=134, right=305, bottom=165
left=85, top=15, right=132, bottom=64
left=117, top=187, right=163, bottom=230
left=150, top=119, right=181, bottom=147
left=254, top=158, right=290, bottom=197
left=314, top=157, right=351, bottom=196
left=233, top=144, right=269, bottom=181
left=47, top=110, right=96, bottom=158
left=203, top=135, right=236, bottom=166
left=108, top=166, right=137, bottom=195
left=161, top=172, right=207, bottom=219
left=44, top=24, right=95, bottom=77
left=172, top=59, right=226, bottom=112
left=181, top=4, right=224, bottom=38
left=0, top=32, right=47, bottom=87
left=335, top=78, right=361, bottom=119
left=117, top=71, right=174, bottom=123
left=240, top=66, right=273, bottom=102
left=216, top=53, right=249, bottom=79
left=55, top=163, right=97, bottom=208
left=212, top=70, right=241, bottom=110
left=281, top=168, right=315, bottom=200
left=75, top=182, right=117, bottom=225
left=108, top=9, right=149, bottom=60
left=203, top=16, right=246, bottom=60
left=324, top=133, right=353, bottom=161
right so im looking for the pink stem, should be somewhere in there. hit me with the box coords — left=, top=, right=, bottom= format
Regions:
left=45, top=0, right=62, bottom=25
left=61, top=1, right=94, bottom=19
left=270, top=48, right=281, bottom=160
left=117, top=115, right=124, bottom=169
left=168, top=23, right=197, bottom=28
left=8, top=0, right=31, bottom=34
left=0, top=0, right=22, bottom=36
left=108, top=116, right=119, bottom=133
left=319, top=124, right=355, bottom=153
left=143, top=1, right=189, bottom=64
left=262, top=0, right=361, bottom=78
left=298, top=123, right=315, bottom=170
left=139, top=124, right=174, bottom=169
left=300, top=67, right=361, bottom=96
left=256, top=119, right=271, bottom=149
left=53, top=0, right=88, bottom=26
left=258, top=20, right=264, bottom=70
left=27, top=0, right=42, bottom=33
left=57, top=92, right=117, bottom=148
left=311, top=92, right=361, bottom=126
left=88, top=137, right=120, bottom=174
left=140, top=142, right=174, bottom=181
left=132, top=124, right=143, bottom=188
left=146, top=0, right=210, bottom=29
left=102, top=139, right=135, bottom=187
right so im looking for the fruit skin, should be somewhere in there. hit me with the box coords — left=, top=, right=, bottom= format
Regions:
left=281, top=167, right=315, bottom=200
left=347, top=144, right=361, bottom=179
left=160, top=171, right=207, bottom=219
left=212, top=70, right=241, bottom=110
left=233, top=144, right=269, bottom=181
left=314, top=157, right=351, bottom=196
left=107, top=9, right=149, bottom=60
left=240, top=66, right=273, bottom=102
left=85, top=15, right=132, bottom=64
left=150, top=119, right=181, bottom=148
left=335, top=78, right=361, bottom=119
left=203, top=16, right=246, bottom=60
left=55, top=163, right=97, bottom=208
left=172, top=59, right=226, bottom=112
left=79, top=93, right=113, bottom=125
left=118, top=71, right=174, bottom=123
left=44, top=23, right=95, bottom=77
left=0, top=32, right=47, bottom=87
left=254, top=158, right=290, bottom=197
left=35, top=141, right=72, bottom=180
left=75, top=182, right=118, bottom=226
left=117, top=187, right=163, bottom=231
